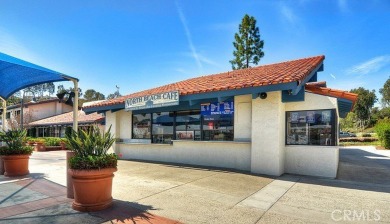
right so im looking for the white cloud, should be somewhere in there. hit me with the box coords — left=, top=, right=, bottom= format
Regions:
left=175, top=1, right=202, bottom=74
left=347, top=55, right=390, bottom=76
left=182, top=52, right=220, bottom=67
left=338, top=0, right=348, bottom=12
left=330, top=73, right=336, bottom=79
left=280, top=3, right=298, bottom=25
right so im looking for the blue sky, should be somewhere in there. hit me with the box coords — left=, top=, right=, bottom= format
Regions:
left=0, top=0, right=389, bottom=103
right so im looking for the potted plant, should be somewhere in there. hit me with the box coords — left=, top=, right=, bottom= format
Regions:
left=66, top=125, right=117, bottom=212
left=34, top=139, right=46, bottom=151
left=0, top=129, right=34, bottom=177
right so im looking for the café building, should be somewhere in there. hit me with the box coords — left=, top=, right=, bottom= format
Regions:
left=84, top=55, right=357, bottom=178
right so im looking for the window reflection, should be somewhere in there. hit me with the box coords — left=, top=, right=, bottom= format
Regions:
left=203, top=114, right=234, bottom=141
left=176, top=110, right=201, bottom=141
left=286, top=110, right=335, bottom=146
left=132, top=114, right=151, bottom=139
left=152, top=112, right=174, bottom=144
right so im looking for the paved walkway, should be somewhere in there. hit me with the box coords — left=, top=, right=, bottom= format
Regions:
left=1, top=149, right=390, bottom=223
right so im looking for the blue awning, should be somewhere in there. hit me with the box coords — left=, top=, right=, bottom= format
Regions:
left=0, top=52, right=78, bottom=99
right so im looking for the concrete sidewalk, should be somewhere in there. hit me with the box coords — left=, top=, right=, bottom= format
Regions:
left=1, top=150, right=390, bottom=223
left=0, top=175, right=180, bottom=224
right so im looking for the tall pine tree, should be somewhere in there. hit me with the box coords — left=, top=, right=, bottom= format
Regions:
left=230, top=14, right=264, bottom=70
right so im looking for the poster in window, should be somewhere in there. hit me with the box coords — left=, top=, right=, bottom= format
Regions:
left=322, top=110, right=331, bottom=122
left=298, top=115, right=306, bottom=123
left=307, top=111, right=315, bottom=123
left=201, top=101, right=234, bottom=115
left=176, top=131, right=194, bottom=140
left=291, top=112, right=299, bottom=123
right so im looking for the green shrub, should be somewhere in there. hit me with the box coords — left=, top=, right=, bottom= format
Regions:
left=0, top=129, right=34, bottom=155
left=69, top=154, right=118, bottom=170
left=384, top=130, right=390, bottom=149
left=44, top=137, right=62, bottom=146
left=66, top=125, right=117, bottom=170
left=362, top=133, right=372, bottom=137
left=374, top=118, right=390, bottom=143
left=339, top=137, right=378, bottom=142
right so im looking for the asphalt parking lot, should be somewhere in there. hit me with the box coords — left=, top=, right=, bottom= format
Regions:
left=1, top=147, right=390, bottom=223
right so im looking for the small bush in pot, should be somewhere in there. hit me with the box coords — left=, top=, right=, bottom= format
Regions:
left=0, top=129, right=34, bottom=176
left=66, top=125, right=117, bottom=212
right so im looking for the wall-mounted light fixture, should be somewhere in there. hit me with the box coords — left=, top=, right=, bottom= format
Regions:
left=258, top=92, right=267, bottom=99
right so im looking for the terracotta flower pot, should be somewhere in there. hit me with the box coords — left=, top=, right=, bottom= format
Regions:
left=35, top=142, right=46, bottom=152
left=60, top=142, right=66, bottom=150
left=1, top=154, right=30, bottom=177
left=68, top=168, right=117, bottom=212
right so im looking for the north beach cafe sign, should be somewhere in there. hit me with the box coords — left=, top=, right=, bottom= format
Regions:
left=125, top=90, right=179, bottom=111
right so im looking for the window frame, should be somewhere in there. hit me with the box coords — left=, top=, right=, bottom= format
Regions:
left=285, top=109, right=337, bottom=146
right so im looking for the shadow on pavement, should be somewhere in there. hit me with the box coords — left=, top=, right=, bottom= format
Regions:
left=0, top=175, right=180, bottom=224
left=337, top=148, right=390, bottom=185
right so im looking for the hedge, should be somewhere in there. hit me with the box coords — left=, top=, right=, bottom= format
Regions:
left=339, top=137, right=378, bottom=142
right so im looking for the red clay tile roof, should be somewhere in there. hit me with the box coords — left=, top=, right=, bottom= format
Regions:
left=305, top=81, right=327, bottom=88
left=28, top=111, right=104, bottom=126
left=84, top=55, right=325, bottom=109
left=305, top=83, right=358, bottom=107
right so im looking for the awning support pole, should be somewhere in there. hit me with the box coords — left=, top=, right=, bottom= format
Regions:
left=67, top=78, right=78, bottom=199
left=72, top=79, right=79, bottom=131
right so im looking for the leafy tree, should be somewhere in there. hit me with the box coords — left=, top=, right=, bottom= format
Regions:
left=340, top=112, right=357, bottom=132
left=350, top=87, right=377, bottom=130
left=56, top=84, right=82, bottom=97
left=57, top=84, right=66, bottom=94
left=83, top=89, right=105, bottom=102
left=107, top=85, right=122, bottom=100
left=379, top=76, right=390, bottom=107
left=230, top=14, right=264, bottom=70
left=25, top=82, right=55, bottom=98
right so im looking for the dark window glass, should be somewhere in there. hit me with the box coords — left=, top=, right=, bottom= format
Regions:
left=152, top=112, right=174, bottom=143
left=202, top=114, right=234, bottom=141
left=176, top=110, right=201, bottom=141
left=286, top=110, right=335, bottom=146
left=132, top=114, right=151, bottom=139
left=6, top=112, right=10, bottom=119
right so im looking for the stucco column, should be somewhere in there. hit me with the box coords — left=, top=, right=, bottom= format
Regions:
left=250, top=91, right=285, bottom=176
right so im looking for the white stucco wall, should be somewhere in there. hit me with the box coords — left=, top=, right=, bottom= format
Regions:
left=285, top=92, right=338, bottom=111
left=105, top=91, right=341, bottom=178
left=118, top=141, right=251, bottom=171
left=29, top=101, right=73, bottom=121
left=234, top=95, right=252, bottom=141
left=285, top=146, right=339, bottom=178
left=283, top=92, right=339, bottom=178
left=251, top=91, right=285, bottom=176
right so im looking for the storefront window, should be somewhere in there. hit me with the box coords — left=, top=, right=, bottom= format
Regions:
left=202, top=114, right=234, bottom=141
left=131, top=100, right=235, bottom=143
left=176, top=111, right=201, bottom=141
left=132, top=113, right=151, bottom=139
left=152, top=112, right=174, bottom=144
left=286, top=109, right=336, bottom=146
